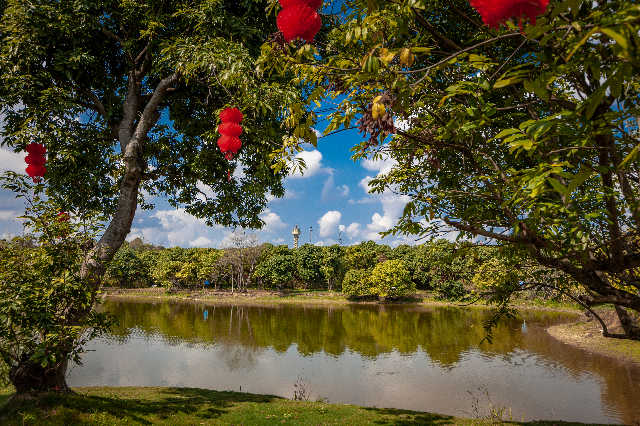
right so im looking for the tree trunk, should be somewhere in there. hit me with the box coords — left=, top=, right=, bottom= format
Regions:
left=614, top=304, right=640, bottom=339
left=9, top=359, right=71, bottom=394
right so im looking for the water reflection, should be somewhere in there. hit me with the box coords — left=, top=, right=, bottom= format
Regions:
left=68, top=298, right=640, bottom=425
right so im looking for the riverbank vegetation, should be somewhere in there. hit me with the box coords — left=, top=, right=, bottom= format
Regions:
left=0, top=386, right=617, bottom=426
left=102, top=236, right=579, bottom=304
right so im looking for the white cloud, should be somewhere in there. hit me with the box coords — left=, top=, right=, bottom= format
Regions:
left=339, top=224, right=345, bottom=232
left=0, top=210, right=17, bottom=220
left=259, top=209, right=287, bottom=233
left=272, top=237, right=284, bottom=244
left=196, top=181, right=217, bottom=200
left=320, top=175, right=349, bottom=202
left=0, top=147, right=26, bottom=174
left=189, top=236, right=213, bottom=247
left=287, top=150, right=327, bottom=179
left=346, top=222, right=360, bottom=239
left=266, top=189, right=298, bottom=203
left=317, top=211, right=342, bottom=237
left=361, top=155, right=398, bottom=177
left=127, top=208, right=223, bottom=248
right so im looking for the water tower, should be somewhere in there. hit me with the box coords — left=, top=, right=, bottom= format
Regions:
left=292, top=225, right=301, bottom=248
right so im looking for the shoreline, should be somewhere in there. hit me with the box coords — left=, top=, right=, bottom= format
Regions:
left=101, top=287, right=640, bottom=365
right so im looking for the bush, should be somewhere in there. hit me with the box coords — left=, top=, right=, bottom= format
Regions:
left=341, top=269, right=373, bottom=297
left=369, top=260, right=415, bottom=298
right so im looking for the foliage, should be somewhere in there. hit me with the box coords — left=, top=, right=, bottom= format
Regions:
left=341, top=269, right=373, bottom=298
left=104, top=244, right=152, bottom=288
left=320, top=245, right=347, bottom=291
left=0, top=181, right=116, bottom=392
left=261, top=0, right=640, bottom=338
left=253, top=251, right=297, bottom=290
left=369, top=259, right=414, bottom=298
left=345, top=241, right=391, bottom=270
left=294, top=243, right=324, bottom=288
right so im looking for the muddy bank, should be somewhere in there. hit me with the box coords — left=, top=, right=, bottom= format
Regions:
left=548, top=309, right=640, bottom=364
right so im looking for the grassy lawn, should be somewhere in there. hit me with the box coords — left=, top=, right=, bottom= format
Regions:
left=0, top=386, right=617, bottom=426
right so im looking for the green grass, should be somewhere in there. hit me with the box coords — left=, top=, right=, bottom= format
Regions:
left=0, top=386, right=618, bottom=426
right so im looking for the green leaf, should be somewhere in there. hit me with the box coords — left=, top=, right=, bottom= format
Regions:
left=493, top=77, right=524, bottom=88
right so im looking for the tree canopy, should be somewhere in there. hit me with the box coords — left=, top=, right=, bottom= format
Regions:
left=0, top=0, right=305, bottom=392
left=262, top=0, right=640, bottom=339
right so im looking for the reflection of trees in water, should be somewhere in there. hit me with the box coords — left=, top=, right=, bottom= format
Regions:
left=103, top=300, right=571, bottom=364
left=103, top=299, right=640, bottom=424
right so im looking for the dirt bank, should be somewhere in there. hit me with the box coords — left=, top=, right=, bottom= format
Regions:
left=548, top=309, right=640, bottom=364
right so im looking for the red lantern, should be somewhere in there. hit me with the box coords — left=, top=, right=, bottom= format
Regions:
left=25, top=164, right=47, bottom=181
left=228, top=137, right=242, bottom=154
left=24, top=142, right=47, bottom=182
left=277, top=4, right=322, bottom=43
left=220, top=108, right=243, bottom=123
left=469, top=0, right=548, bottom=29
left=218, top=122, right=243, bottom=137
left=217, top=136, right=232, bottom=153
left=25, top=142, right=46, bottom=155
left=25, top=154, right=47, bottom=166
left=225, top=152, right=234, bottom=161
left=57, top=212, right=70, bottom=222
left=279, top=0, right=323, bottom=10
left=218, top=136, right=242, bottom=154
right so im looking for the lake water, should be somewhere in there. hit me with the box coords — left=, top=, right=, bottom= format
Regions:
left=67, top=298, right=640, bottom=424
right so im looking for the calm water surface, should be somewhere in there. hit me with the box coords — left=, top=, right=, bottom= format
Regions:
left=68, top=298, right=640, bottom=424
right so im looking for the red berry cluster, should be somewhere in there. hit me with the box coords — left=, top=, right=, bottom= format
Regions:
left=217, top=108, right=243, bottom=161
left=277, top=0, right=322, bottom=44
left=469, top=0, right=548, bottom=30
left=25, top=142, right=47, bottom=183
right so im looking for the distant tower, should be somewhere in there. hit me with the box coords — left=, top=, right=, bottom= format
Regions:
left=338, top=231, right=342, bottom=245
left=292, top=225, right=301, bottom=248
left=309, top=226, right=313, bottom=244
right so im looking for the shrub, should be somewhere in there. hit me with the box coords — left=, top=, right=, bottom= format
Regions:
left=341, top=269, right=373, bottom=297
left=369, top=259, right=414, bottom=298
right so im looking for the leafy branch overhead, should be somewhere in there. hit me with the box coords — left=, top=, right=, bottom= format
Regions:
left=261, top=0, right=640, bottom=339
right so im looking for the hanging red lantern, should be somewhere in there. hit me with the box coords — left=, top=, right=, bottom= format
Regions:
left=228, top=137, right=242, bottom=155
left=279, top=0, right=323, bottom=10
left=25, top=154, right=46, bottom=166
left=219, top=108, right=243, bottom=123
left=218, top=122, right=243, bottom=138
left=217, top=136, right=232, bottom=153
left=469, top=0, right=548, bottom=29
left=25, top=164, right=47, bottom=182
left=277, top=4, right=322, bottom=43
left=25, top=142, right=47, bottom=155
left=24, top=142, right=47, bottom=182
left=57, top=212, right=70, bottom=222
left=225, top=152, right=234, bottom=161
left=218, top=136, right=242, bottom=154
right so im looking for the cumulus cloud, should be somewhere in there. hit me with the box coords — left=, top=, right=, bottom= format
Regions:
left=0, top=147, right=26, bottom=174
left=287, top=150, right=327, bottom=179
left=346, top=222, right=361, bottom=239
left=317, top=210, right=342, bottom=238
left=266, top=189, right=298, bottom=203
left=189, top=236, right=213, bottom=247
left=128, top=208, right=223, bottom=248
left=361, top=155, right=398, bottom=177
left=258, top=209, right=287, bottom=233
left=0, top=210, right=17, bottom=220
left=272, top=237, right=284, bottom=244
left=320, top=175, right=349, bottom=202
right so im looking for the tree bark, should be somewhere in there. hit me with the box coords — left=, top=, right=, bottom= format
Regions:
left=9, top=359, right=71, bottom=394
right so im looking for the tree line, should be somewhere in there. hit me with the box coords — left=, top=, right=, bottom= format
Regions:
left=104, top=234, right=544, bottom=300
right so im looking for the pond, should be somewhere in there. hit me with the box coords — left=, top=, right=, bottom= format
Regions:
left=67, top=298, right=640, bottom=424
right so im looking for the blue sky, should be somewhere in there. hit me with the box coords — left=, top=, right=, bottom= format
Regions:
left=0, top=119, right=426, bottom=249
